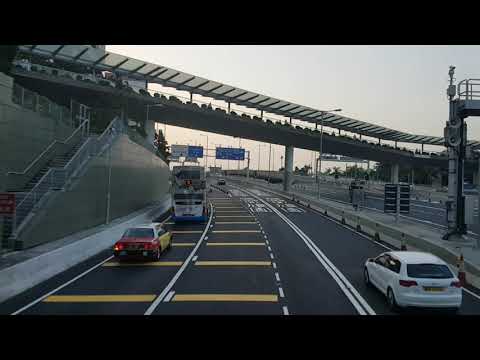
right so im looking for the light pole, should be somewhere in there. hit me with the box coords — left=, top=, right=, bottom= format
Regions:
left=200, top=134, right=208, bottom=173
left=317, top=108, right=342, bottom=199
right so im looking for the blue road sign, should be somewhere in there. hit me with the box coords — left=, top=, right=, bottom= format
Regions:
left=216, top=147, right=245, bottom=160
left=188, top=146, right=203, bottom=158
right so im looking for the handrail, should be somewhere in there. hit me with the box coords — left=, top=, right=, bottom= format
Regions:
left=458, top=79, right=480, bottom=100
left=7, top=119, right=89, bottom=177
left=9, top=116, right=122, bottom=241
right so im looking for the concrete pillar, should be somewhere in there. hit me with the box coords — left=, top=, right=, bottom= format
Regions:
left=410, top=168, right=415, bottom=189
left=474, top=159, right=480, bottom=186
left=145, top=119, right=156, bottom=148
left=283, top=146, right=294, bottom=192
left=391, top=164, right=399, bottom=183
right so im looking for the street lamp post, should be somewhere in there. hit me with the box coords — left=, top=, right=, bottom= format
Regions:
left=317, top=108, right=342, bottom=199
left=268, top=143, right=272, bottom=184
left=200, top=134, right=208, bottom=173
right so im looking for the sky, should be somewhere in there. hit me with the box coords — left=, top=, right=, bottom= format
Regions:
left=107, top=45, right=480, bottom=172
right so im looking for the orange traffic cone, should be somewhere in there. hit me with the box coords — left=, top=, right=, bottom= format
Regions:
left=457, top=253, right=467, bottom=287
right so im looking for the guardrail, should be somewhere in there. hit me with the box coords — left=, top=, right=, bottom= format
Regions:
left=11, top=83, right=73, bottom=127
left=458, top=79, right=480, bottom=100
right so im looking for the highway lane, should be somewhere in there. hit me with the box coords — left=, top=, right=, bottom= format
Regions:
left=0, top=189, right=219, bottom=315
left=230, top=179, right=480, bottom=315
left=3, top=180, right=480, bottom=315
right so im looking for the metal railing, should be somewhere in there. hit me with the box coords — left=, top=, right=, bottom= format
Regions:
left=6, top=118, right=90, bottom=192
left=458, top=79, right=480, bottom=100
left=8, top=117, right=123, bottom=241
left=11, top=83, right=73, bottom=127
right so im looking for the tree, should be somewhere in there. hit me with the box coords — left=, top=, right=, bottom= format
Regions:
left=155, top=130, right=170, bottom=163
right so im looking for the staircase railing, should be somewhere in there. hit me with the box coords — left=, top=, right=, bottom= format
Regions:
left=8, top=117, right=123, bottom=241
left=6, top=101, right=90, bottom=192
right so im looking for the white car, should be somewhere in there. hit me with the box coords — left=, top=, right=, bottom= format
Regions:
left=364, top=251, right=462, bottom=312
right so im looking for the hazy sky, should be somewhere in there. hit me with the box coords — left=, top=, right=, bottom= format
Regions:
left=107, top=45, right=480, bottom=172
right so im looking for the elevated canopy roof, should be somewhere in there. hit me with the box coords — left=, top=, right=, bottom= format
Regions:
left=16, top=45, right=480, bottom=149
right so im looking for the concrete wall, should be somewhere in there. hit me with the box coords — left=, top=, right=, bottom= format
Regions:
left=15, top=134, right=171, bottom=249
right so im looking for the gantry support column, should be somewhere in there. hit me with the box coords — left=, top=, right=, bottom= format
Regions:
left=283, top=145, right=294, bottom=192
left=391, top=163, right=399, bottom=183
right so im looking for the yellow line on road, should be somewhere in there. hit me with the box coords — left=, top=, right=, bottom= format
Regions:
left=103, top=261, right=183, bottom=267
left=43, top=295, right=156, bottom=302
left=195, top=261, right=271, bottom=266
left=212, top=230, right=261, bottom=233
left=206, top=242, right=265, bottom=246
left=215, top=222, right=257, bottom=224
left=172, top=294, right=278, bottom=302
left=172, top=243, right=196, bottom=247
left=171, top=230, right=203, bottom=234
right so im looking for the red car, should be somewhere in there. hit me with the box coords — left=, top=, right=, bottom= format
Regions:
left=113, top=224, right=172, bottom=261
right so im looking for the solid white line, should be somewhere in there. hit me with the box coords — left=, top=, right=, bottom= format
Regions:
left=237, top=185, right=375, bottom=316
left=163, top=291, right=175, bottom=302
left=283, top=306, right=289, bottom=315
left=270, top=253, right=274, bottom=259
left=273, top=262, right=277, bottom=269
left=275, top=272, right=280, bottom=282
left=463, top=287, right=480, bottom=301
left=279, top=287, right=285, bottom=298
left=144, top=203, right=214, bottom=315
left=11, top=255, right=114, bottom=315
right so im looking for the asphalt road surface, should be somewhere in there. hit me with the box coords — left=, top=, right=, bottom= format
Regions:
left=2, top=181, right=480, bottom=315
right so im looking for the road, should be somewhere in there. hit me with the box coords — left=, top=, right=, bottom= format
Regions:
left=2, top=180, right=480, bottom=315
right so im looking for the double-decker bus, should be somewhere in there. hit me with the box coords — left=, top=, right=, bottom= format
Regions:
left=172, top=166, right=208, bottom=222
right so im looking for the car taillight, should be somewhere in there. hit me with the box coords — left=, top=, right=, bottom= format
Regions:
left=451, top=281, right=462, bottom=288
left=143, top=243, right=153, bottom=250
left=114, top=243, right=124, bottom=251
left=399, top=280, right=418, bottom=287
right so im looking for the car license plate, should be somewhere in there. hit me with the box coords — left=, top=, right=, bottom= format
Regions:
left=423, top=287, right=445, bottom=292
left=120, top=251, right=127, bottom=256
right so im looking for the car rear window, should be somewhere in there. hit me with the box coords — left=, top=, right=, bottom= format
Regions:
left=123, top=228, right=154, bottom=238
left=406, top=264, right=453, bottom=279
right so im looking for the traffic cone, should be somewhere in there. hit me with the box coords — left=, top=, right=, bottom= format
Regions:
left=457, top=253, right=467, bottom=287
left=400, top=234, right=407, bottom=251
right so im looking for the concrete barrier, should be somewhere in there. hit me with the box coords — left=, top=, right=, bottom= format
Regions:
left=0, top=196, right=171, bottom=303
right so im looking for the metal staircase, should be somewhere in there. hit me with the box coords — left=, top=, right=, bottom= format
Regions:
left=1, top=114, right=124, bottom=250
